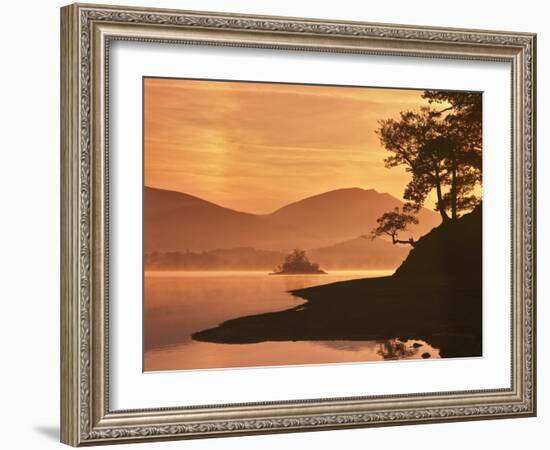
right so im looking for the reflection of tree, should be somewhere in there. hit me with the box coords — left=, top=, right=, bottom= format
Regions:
left=376, top=339, right=416, bottom=360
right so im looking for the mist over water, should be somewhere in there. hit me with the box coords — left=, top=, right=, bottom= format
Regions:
left=144, top=270, right=440, bottom=371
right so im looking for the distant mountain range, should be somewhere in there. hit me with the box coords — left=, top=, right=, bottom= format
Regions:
left=144, top=186, right=441, bottom=269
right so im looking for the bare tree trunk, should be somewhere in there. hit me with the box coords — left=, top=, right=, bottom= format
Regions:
left=450, top=153, right=458, bottom=220
left=392, top=235, right=416, bottom=247
left=434, top=169, right=450, bottom=222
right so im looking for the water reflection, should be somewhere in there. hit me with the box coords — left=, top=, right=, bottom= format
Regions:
left=144, top=271, right=441, bottom=372
left=315, top=339, right=439, bottom=360
left=375, top=339, right=439, bottom=360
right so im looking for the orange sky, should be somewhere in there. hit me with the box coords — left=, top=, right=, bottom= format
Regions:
left=144, top=78, right=437, bottom=214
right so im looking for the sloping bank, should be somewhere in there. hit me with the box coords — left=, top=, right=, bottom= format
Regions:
left=193, top=205, right=482, bottom=358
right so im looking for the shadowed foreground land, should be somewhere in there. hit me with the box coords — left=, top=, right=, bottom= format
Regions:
left=193, top=206, right=482, bottom=358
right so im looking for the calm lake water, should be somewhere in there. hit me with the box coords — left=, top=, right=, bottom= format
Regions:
left=144, top=270, right=440, bottom=371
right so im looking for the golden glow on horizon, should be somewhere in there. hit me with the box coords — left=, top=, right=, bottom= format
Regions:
left=145, top=78, right=444, bottom=214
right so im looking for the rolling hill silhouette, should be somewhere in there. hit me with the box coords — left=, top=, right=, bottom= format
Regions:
left=144, top=186, right=440, bottom=257
left=271, top=188, right=427, bottom=241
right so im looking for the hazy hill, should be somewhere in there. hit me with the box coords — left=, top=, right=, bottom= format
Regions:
left=145, top=236, right=410, bottom=271
left=145, top=247, right=284, bottom=271
left=144, top=186, right=440, bottom=254
left=144, top=187, right=312, bottom=253
left=271, top=188, right=437, bottom=243
left=309, top=237, right=410, bottom=270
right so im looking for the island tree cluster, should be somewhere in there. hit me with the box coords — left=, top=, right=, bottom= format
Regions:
left=273, top=249, right=326, bottom=275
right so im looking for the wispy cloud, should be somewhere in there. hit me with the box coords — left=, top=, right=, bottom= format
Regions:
left=144, top=78, right=429, bottom=214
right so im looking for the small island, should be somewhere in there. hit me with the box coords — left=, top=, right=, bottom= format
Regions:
left=270, top=249, right=327, bottom=275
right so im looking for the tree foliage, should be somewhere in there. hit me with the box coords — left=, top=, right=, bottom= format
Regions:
left=376, top=91, right=482, bottom=221
left=368, top=207, right=419, bottom=247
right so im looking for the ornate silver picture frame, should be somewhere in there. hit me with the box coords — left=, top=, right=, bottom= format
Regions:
left=61, top=3, right=536, bottom=446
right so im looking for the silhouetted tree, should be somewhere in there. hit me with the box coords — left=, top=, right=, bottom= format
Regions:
left=424, top=91, right=482, bottom=219
left=376, top=91, right=482, bottom=221
left=366, top=207, right=418, bottom=247
left=423, top=91, right=482, bottom=124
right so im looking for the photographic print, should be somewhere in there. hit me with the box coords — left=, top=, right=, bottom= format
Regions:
left=143, top=78, right=482, bottom=372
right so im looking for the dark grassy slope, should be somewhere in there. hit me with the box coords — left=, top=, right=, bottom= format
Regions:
left=193, top=206, right=482, bottom=358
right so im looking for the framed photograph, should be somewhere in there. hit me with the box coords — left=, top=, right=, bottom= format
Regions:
left=60, top=3, right=536, bottom=446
